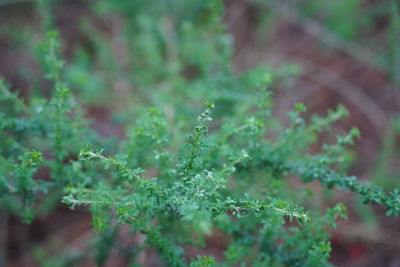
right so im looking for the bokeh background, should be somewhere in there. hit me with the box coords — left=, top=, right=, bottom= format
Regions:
left=0, top=0, right=399, bottom=266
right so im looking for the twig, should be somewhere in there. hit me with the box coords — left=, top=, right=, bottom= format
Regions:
left=295, top=58, right=388, bottom=133
left=267, top=1, right=388, bottom=73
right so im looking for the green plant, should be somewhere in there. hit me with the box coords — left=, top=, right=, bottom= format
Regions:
left=1, top=1, right=400, bottom=266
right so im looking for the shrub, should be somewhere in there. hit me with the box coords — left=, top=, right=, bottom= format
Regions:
left=1, top=1, right=399, bottom=266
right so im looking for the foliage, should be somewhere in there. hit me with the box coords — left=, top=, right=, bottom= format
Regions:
left=1, top=1, right=400, bottom=266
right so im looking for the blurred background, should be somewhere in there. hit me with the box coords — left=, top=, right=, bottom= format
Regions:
left=0, top=0, right=399, bottom=266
